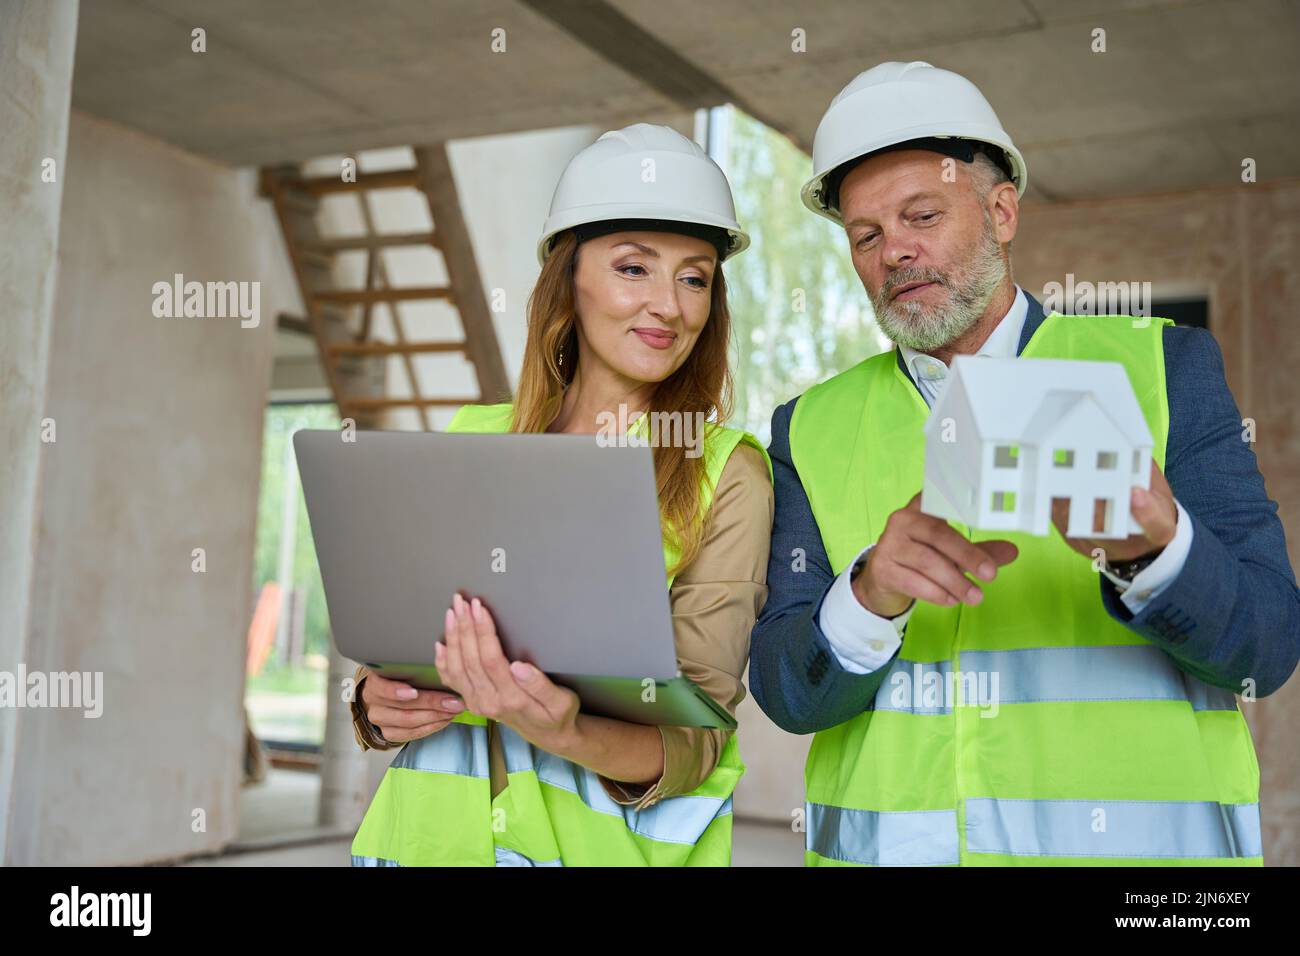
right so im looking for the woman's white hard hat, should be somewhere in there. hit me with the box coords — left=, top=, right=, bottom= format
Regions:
left=801, top=61, right=1028, bottom=224
left=537, top=123, right=750, bottom=265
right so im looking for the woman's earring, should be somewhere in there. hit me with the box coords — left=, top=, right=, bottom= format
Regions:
left=557, top=345, right=565, bottom=369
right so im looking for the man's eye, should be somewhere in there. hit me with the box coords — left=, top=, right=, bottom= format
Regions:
left=856, top=233, right=879, bottom=249
left=916, top=212, right=939, bottom=223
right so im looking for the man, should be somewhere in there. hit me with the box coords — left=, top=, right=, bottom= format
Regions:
left=749, top=61, right=1300, bottom=866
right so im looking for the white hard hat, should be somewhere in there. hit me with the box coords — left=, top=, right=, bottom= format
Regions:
left=537, top=123, right=749, bottom=265
left=801, top=61, right=1028, bottom=224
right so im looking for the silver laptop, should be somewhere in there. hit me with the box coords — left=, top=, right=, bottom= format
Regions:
left=293, top=428, right=735, bottom=729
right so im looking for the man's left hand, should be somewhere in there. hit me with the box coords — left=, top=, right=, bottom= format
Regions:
left=1051, top=459, right=1178, bottom=563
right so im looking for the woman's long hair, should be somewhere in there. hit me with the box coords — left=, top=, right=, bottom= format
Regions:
left=510, top=230, right=734, bottom=577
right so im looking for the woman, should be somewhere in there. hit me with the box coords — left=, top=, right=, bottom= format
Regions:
left=349, top=124, right=773, bottom=866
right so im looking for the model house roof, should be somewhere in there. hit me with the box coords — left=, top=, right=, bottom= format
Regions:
left=928, top=356, right=1154, bottom=448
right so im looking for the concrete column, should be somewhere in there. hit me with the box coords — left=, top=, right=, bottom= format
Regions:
left=7, top=112, right=289, bottom=865
left=317, top=643, right=371, bottom=830
left=0, top=0, right=79, bottom=866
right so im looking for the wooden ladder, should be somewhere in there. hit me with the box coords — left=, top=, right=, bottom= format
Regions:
left=260, top=145, right=510, bottom=429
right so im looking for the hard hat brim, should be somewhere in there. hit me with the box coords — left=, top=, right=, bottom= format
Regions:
left=801, top=132, right=1028, bottom=225
left=537, top=203, right=750, bottom=266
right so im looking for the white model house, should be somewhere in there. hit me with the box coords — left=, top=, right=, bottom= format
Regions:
left=921, top=356, right=1152, bottom=539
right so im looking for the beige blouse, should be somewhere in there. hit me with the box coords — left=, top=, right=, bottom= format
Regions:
left=351, top=441, right=773, bottom=810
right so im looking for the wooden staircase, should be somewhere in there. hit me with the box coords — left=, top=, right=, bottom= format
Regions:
left=260, top=145, right=510, bottom=429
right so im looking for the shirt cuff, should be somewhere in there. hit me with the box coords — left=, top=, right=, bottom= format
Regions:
left=817, top=544, right=912, bottom=675
left=1102, top=499, right=1195, bottom=613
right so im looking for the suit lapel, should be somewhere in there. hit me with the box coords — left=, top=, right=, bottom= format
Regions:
left=1016, top=291, right=1047, bottom=356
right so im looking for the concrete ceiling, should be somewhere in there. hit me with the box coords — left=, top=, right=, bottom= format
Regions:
left=72, top=0, right=1300, bottom=202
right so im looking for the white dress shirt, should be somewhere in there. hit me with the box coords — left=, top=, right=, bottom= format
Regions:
left=818, top=286, right=1194, bottom=674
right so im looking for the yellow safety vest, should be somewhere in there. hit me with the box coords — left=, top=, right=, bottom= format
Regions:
left=352, top=402, right=770, bottom=865
left=788, top=314, right=1262, bottom=865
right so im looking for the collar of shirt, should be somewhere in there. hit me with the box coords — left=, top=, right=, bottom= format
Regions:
left=898, top=285, right=1029, bottom=407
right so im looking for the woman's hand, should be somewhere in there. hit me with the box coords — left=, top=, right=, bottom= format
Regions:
left=360, top=669, right=464, bottom=744
left=436, top=593, right=581, bottom=752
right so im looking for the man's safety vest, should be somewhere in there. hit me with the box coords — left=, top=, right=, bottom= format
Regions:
left=788, top=314, right=1262, bottom=866
left=352, top=402, right=769, bottom=866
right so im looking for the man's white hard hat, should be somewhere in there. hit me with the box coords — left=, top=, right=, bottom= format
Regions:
left=537, top=123, right=750, bottom=265
left=801, top=61, right=1028, bottom=224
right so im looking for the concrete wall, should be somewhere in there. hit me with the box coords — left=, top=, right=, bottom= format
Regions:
left=0, top=0, right=80, bottom=865
left=5, top=110, right=295, bottom=865
left=1014, top=179, right=1300, bottom=865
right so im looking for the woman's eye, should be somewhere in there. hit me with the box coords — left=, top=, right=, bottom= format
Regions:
left=682, top=275, right=709, bottom=289
left=618, top=264, right=647, bottom=277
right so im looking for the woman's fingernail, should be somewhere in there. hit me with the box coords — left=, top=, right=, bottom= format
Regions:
left=471, top=597, right=482, bottom=618
left=442, top=698, right=464, bottom=712
left=396, top=686, right=418, bottom=700
left=510, top=661, right=532, bottom=681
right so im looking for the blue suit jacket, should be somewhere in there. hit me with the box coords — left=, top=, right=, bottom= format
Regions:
left=749, top=293, right=1300, bottom=734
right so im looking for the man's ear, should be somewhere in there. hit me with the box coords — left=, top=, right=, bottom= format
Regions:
left=988, top=180, right=1019, bottom=245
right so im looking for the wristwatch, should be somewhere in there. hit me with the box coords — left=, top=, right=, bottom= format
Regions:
left=1104, top=552, right=1159, bottom=583
left=851, top=552, right=870, bottom=581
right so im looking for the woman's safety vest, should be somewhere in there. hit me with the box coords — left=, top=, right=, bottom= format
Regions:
left=352, top=402, right=770, bottom=866
left=788, top=314, right=1262, bottom=866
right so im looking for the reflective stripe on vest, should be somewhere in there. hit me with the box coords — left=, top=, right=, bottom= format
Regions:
left=874, top=645, right=1239, bottom=716
left=351, top=402, right=769, bottom=866
left=789, top=314, right=1263, bottom=866
left=515, top=727, right=734, bottom=845
left=807, top=798, right=1262, bottom=865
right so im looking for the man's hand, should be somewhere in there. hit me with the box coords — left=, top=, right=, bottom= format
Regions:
left=1052, top=458, right=1178, bottom=563
left=359, top=669, right=464, bottom=744
left=852, top=491, right=1019, bottom=617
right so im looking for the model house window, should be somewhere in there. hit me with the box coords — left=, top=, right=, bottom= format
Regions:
left=1097, top=451, right=1118, bottom=470
left=992, top=491, right=1017, bottom=512
left=1133, top=450, right=1142, bottom=474
left=1052, top=448, right=1075, bottom=468
left=994, top=444, right=1019, bottom=468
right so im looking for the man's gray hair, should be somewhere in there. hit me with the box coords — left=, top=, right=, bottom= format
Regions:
left=969, top=151, right=1015, bottom=257
left=969, top=151, right=1012, bottom=200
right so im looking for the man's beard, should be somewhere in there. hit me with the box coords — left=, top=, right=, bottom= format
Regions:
left=869, top=216, right=1008, bottom=352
